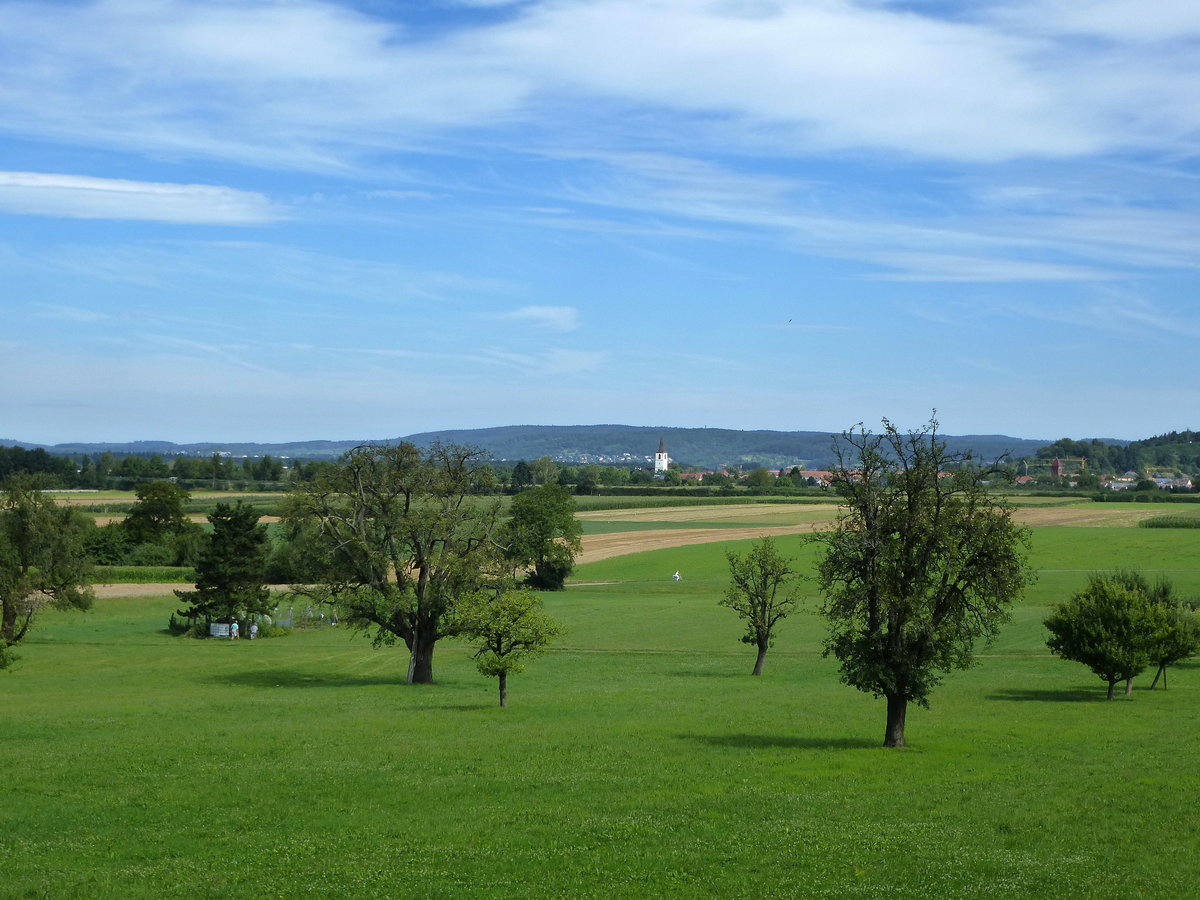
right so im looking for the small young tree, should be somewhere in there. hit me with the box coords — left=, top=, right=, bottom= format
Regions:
left=720, top=537, right=800, bottom=675
left=459, top=588, right=563, bottom=706
left=174, top=502, right=271, bottom=631
left=1044, top=573, right=1171, bottom=699
left=1149, top=602, right=1200, bottom=689
left=1119, top=572, right=1200, bottom=690
left=1, top=477, right=94, bottom=670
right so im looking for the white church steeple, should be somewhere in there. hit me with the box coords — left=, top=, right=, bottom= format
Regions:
left=654, top=437, right=670, bottom=474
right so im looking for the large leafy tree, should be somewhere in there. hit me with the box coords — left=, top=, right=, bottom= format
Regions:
left=459, top=588, right=563, bottom=706
left=502, top=484, right=582, bottom=590
left=175, top=502, right=272, bottom=629
left=720, top=537, right=800, bottom=675
left=285, top=442, right=503, bottom=684
left=0, top=477, right=94, bottom=669
left=811, top=418, right=1034, bottom=747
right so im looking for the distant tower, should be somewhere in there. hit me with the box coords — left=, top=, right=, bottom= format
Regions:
left=654, top=438, right=670, bottom=474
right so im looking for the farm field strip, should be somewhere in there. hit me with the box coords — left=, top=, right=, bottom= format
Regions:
left=574, top=503, right=1184, bottom=564
left=576, top=501, right=837, bottom=524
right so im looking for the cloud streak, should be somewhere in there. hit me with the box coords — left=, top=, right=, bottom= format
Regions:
left=498, top=305, right=580, bottom=331
left=0, top=172, right=282, bottom=223
left=1, top=0, right=1197, bottom=169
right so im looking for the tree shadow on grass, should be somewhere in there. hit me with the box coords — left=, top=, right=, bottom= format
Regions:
left=682, top=733, right=878, bottom=750
left=667, top=668, right=748, bottom=679
left=215, top=668, right=410, bottom=689
left=987, top=687, right=1103, bottom=703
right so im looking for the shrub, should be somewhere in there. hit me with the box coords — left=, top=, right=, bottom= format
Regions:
left=124, top=542, right=176, bottom=566
left=1140, top=516, right=1200, bottom=529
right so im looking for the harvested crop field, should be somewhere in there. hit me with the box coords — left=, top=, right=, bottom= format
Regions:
left=575, top=502, right=1176, bottom=563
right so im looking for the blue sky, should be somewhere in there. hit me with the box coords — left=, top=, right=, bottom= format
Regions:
left=2, top=0, right=1199, bottom=445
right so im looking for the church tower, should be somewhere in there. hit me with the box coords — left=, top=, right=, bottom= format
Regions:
left=654, top=438, right=670, bottom=474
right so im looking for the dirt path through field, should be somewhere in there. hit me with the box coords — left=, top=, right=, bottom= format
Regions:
left=92, top=582, right=292, bottom=599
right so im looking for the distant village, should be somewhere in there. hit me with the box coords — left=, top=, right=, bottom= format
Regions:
left=642, top=440, right=1195, bottom=492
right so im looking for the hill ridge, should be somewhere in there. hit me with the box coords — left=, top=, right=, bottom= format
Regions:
left=7, top=424, right=1067, bottom=470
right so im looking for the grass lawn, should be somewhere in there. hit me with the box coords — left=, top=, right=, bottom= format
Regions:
left=2, top=526, right=1199, bottom=898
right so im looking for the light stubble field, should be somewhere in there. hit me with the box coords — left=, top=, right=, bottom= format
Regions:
left=574, top=501, right=1172, bottom=563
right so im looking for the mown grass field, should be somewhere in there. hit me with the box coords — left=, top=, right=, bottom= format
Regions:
left=3, top=515, right=1200, bottom=898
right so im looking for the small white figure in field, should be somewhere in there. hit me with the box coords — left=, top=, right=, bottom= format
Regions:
left=673, top=571, right=681, bottom=581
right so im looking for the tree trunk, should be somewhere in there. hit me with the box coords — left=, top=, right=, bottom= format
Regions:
left=498, top=671, right=508, bottom=707
left=1125, top=677, right=1133, bottom=696
left=1, top=600, right=15, bottom=644
left=752, top=644, right=767, bottom=676
left=1150, top=663, right=1166, bottom=690
left=1107, top=679, right=1116, bottom=700
left=884, top=693, right=907, bottom=748
left=407, top=640, right=436, bottom=685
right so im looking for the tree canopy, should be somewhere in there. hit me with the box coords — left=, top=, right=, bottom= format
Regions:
left=284, top=442, right=503, bottom=684
left=720, top=537, right=800, bottom=675
left=122, top=480, right=192, bottom=544
left=458, top=587, right=563, bottom=706
left=1045, top=571, right=1195, bottom=698
left=0, top=477, right=94, bottom=670
left=811, top=418, right=1034, bottom=747
left=502, top=484, right=582, bottom=590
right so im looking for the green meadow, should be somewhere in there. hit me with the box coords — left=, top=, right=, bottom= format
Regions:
left=3, top=522, right=1199, bottom=898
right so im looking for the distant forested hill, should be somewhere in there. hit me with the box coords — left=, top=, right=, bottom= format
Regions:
left=400, top=425, right=1050, bottom=470
left=19, top=424, right=1057, bottom=470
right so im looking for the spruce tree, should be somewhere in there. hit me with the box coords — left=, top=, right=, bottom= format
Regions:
left=175, top=502, right=271, bottom=629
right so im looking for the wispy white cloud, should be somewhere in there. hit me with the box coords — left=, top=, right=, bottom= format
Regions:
left=997, top=293, right=1200, bottom=340
left=33, top=303, right=109, bottom=323
left=1, top=0, right=1197, bottom=169
left=542, top=150, right=1200, bottom=283
left=498, top=305, right=580, bottom=331
left=863, top=253, right=1114, bottom=283
left=0, top=172, right=282, bottom=223
left=8, top=239, right=512, bottom=307
left=140, top=333, right=277, bottom=374
left=541, top=348, right=605, bottom=374
left=484, top=346, right=604, bottom=374
left=987, top=0, right=1200, bottom=43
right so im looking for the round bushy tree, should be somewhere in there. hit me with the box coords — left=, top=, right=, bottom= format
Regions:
left=1045, top=574, right=1171, bottom=699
